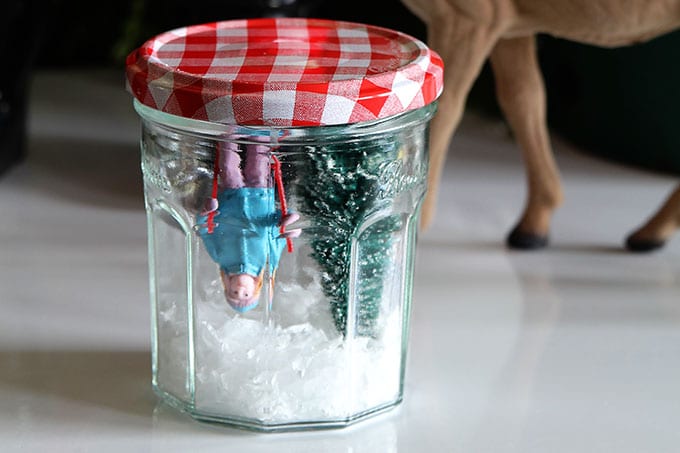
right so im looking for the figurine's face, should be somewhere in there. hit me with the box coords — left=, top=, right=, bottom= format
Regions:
left=220, top=271, right=262, bottom=311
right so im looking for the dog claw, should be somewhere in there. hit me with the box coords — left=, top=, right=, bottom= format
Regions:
left=625, top=235, right=666, bottom=253
left=506, top=226, right=549, bottom=250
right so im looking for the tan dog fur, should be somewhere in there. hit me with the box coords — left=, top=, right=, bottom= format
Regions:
left=402, top=0, right=680, bottom=250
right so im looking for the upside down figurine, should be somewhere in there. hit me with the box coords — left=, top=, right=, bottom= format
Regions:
left=198, top=140, right=300, bottom=313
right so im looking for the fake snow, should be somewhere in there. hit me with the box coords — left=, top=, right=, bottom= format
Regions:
left=157, top=272, right=403, bottom=424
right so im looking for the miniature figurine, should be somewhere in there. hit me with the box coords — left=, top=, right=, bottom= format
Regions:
left=402, top=0, right=680, bottom=250
left=198, top=139, right=300, bottom=312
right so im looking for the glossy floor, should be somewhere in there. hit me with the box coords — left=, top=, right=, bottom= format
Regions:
left=1, top=70, right=679, bottom=452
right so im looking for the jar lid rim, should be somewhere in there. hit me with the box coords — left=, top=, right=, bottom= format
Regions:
left=126, top=18, right=443, bottom=126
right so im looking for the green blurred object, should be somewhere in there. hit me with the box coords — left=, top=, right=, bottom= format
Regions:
left=538, top=31, right=680, bottom=175
left=294, top=139, right=402, bottom=337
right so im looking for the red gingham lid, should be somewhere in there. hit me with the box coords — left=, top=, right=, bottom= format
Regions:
left=126, top=18, right=443, bottom=126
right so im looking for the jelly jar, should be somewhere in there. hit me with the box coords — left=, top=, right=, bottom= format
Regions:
left=126, top=17, right=443, bottom=431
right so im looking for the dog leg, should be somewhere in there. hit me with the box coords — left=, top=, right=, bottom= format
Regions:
left=419, top=17, right=500, bottom=230
left=490, top=36, right=563, bottom=249
left=625, top=183, right=680, bottom=251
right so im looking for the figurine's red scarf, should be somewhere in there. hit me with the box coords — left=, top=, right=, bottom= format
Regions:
left=271, top=155, right=294, bottom=253
left=206, top=147, right=221, bottom=234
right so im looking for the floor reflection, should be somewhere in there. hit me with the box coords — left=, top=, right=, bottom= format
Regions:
left=469, top=263, right=562, bottom=452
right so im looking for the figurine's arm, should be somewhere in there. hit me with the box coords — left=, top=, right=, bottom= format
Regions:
left=279, top=212, right=301, bottom=239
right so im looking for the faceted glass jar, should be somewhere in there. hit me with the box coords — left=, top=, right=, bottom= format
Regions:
left=135, top=99, right=436, bottom=431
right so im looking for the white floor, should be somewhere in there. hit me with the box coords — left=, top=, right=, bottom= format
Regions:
left=2, top=69, right=679, bottom=452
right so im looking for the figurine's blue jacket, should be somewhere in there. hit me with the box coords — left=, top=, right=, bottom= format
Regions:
left=197, top=188, right=286, bottom=276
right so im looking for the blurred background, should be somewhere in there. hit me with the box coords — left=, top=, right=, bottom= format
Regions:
left=1, top=0, right=679, bottom=177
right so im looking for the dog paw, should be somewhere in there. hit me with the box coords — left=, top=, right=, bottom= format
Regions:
left=506, top=226, right=549, bottom=250
left=624, top=235, right=665, bottom=253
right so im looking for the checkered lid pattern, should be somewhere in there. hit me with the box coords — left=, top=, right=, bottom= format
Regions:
left=126, top=18, right=443, bottom=126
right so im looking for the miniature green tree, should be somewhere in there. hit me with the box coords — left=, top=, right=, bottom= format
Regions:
left=294, top=137, right=403, bottom=337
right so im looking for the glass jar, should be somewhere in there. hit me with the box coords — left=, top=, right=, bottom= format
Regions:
left=126, top=17, right=443, bottom=431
